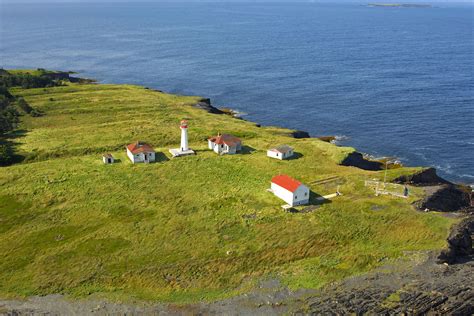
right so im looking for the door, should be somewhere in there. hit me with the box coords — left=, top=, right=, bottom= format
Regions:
left=144, top=153, right=149, bottom=163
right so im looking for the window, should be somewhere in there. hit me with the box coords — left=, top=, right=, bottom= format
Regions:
left=295, top=195, right=297, bottom=200
left=304, top=192, right=307, bottom=196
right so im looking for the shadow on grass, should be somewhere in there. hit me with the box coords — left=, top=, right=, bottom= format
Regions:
left=240, top=145, right=256, bottom=155
left=286, top=152, right=304, bottom=160
left=0, top=130, right=29, bottom=166
left=287, top=191, right=332, bottom=213
left=8, top=129, right=28, bottom=139
left=155, top=152, right=170, bottom=163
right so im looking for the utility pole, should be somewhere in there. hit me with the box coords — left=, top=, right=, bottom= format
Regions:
left=383, top=159, right=388, bottom=189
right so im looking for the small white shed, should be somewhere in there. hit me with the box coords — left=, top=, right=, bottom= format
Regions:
left=267, top=145, right=294, bottom=160
left=271, top=174, right=310, bottom=207
left=126, top=141, right=156, bottom=164
left=102, top=153, right=114, bottom=164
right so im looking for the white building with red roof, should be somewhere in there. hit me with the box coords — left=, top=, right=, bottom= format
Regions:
left=126, top=141, right=156, bottom=164
left=271, top=174, right=310, bottom=206
left=208, top=134, right=242, bottom=155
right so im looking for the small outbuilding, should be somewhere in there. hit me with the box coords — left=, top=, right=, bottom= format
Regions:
left=208, top=134, right=242, bottom=155
left=267, top=145, right=294, bottom=160
left=102, top=153, right=114, bottom=164
left=126, top=141, right=156, bottom=164
left=270, top=174, right=310, bottom=207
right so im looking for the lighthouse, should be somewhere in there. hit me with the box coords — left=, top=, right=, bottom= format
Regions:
left=169, top=119, right=195, bottom=157
left=180, top=120, right=189, bottom=151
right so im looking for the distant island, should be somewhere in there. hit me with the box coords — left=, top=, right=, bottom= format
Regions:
left=368, top=3, right=432, bottom=8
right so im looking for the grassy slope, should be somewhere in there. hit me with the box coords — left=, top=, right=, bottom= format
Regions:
left=0, top=83, right=455, bottom=303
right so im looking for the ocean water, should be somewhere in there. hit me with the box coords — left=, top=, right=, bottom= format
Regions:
left=1, top=2, right=473, bottom=183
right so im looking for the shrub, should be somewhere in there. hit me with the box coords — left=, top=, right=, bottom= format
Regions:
left=0, top=143, right=13, bottom=165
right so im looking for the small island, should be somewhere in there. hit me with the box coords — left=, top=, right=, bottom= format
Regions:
left=368, top=3, right=432, bottom=8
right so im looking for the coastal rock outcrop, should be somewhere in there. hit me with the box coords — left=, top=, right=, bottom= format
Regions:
left=340, top=151, right=384, bottom=171
left=192, top=98, right=225, bottom=114
left=394, top=167, right=473, bottom=213
left=438, top=216, right=474, bottom=264
left=290, top=130, right=311, bottom=139
left=417, top=184, right=473, bottom=213
left=393, top=167, right=451, bottom=186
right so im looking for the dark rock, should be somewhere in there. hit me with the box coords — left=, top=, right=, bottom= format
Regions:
left=340, top=151, right=384, bottom=171
left=393, top=167, right=451, bottom=186
left=192, top=98, right=225, bottom=114
left=438, top=216, right=474, bottom=264
left=417, top=184, right=473, bottom=213
left=290, top=130, right=310, bottom=138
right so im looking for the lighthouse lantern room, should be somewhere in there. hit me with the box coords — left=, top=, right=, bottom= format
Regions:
left=169, top=119, right=196, bottom=157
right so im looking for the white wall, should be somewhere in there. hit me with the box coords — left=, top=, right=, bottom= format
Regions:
left=103, top=156, right=114, bottom=164
left=147, top=152, right=156, bottom=162
left=127, top=149, right=155, bottom=163
left=267, top=150, right=283, bottom=160
left=271, top=183, right=310, bottom=206
left=127, top=149, right=136, bottom=163
left=267, top=150, right=293, bottom=160
left=293, top=185, right=310, bottom=206
left=271, top=183, right=295, bottom=205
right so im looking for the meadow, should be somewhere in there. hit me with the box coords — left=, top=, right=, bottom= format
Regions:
left=0, top=82, right=455, bottom=303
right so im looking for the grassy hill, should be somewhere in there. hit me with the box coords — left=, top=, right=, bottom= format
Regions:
left=0, top=79, right=456, bottom=303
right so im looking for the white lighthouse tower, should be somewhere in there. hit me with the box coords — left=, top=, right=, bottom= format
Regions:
left=169, top=119, right=195, bottom=157
left=180, top=120, right=189, bottom=151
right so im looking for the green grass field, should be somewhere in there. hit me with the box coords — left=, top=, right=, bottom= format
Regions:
left=0, top=81, right=456, bottom=303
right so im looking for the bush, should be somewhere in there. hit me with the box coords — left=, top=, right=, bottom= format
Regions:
left=0, top=143, right=13, bottom=165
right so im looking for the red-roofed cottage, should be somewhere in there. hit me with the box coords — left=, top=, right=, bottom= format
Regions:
left=208, top=134, right=242, bottom=155
left=126, top=141, right=156, bottom=164
left=271, top=174, right=310, bottom=206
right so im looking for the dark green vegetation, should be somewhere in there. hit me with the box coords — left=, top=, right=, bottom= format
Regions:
left=0, top=69, right=64, bottom=164
left=0, top=71, right=456, bottom=303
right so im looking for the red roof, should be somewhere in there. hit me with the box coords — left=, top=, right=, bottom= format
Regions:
left=271, top=174, right=302, bottom=193
left=208, top=134, right=241, bottom=147
left=126, top=142, right=155, bottom=154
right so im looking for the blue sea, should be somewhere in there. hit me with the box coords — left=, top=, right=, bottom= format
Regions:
left=1, top=2, right=473, bottom=183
